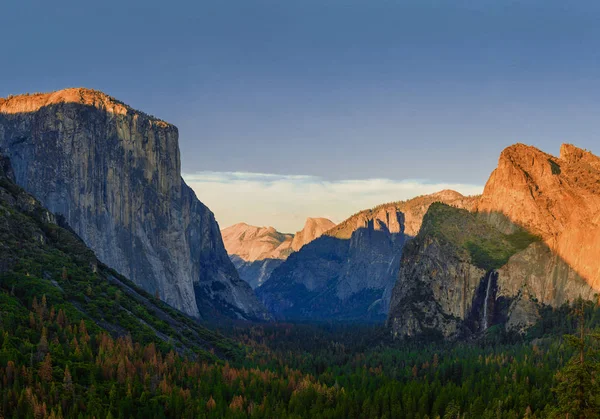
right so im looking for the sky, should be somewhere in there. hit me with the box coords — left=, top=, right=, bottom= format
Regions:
left=2, top=1, right=599, bottom=231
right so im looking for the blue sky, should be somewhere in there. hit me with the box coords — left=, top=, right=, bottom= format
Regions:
left=2, top=1, right=599, bottom=230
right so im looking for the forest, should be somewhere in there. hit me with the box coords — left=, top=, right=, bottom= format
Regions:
left=1, top=281, right=600, bottom=418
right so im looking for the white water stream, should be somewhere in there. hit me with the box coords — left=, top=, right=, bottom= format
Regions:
left=482, top=272, right=493, bottom=330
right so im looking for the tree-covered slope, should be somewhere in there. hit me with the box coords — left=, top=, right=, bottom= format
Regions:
left=0, top=152, right=241, bottom=361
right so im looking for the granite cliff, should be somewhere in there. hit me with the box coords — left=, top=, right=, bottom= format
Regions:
left=0, top=88, right=269, bottom=321
left=388, top=144, right=599, bottom=339
left=476, top=143, right=600, bottom=287
left=258, top=191, right=477, bottom=321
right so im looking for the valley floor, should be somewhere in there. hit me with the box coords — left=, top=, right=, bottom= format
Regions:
left=2, top=290, right=597, bottom=418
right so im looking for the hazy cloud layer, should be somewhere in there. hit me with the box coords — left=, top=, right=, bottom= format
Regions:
left=183, top=171, right=484, bottom=233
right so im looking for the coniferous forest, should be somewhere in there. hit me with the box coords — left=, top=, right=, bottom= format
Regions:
left=2, top=278, right=600, bottom=418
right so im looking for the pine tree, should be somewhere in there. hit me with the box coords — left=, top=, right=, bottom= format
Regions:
left=37, top=328, right=49, bottom=360
left=39, top=353, right=53, bottom=383
left=552, top=299, right=600, bottom=418
left=63, top=366, right=73, bottom=392
left=207, top=396, right=217, bottom=411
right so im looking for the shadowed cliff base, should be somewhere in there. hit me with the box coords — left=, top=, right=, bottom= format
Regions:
left=0, top=89, right=270, bottom=322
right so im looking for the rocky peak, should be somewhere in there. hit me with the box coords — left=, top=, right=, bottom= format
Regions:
left=560, top=143, right=600, bottom=169
left=388, top=143, right=600, bottom=340
left=291, top=217, right=336, bottom=251
left=223, top=218, right=335, bottom=291
left=476, top=143, right=600, bottom=286
left=221, top=223, right=294, bottom=262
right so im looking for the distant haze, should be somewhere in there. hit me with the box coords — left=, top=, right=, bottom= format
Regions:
left=184, top=172, right=483, bottom=232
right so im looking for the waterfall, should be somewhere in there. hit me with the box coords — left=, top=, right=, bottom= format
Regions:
left=482, top=271, right=493, bottom=330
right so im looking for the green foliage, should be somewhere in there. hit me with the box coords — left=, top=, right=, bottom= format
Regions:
left=548, top=159, right=562, bottom=175
left=550, top=299, right=600, bottom=418
left=421, top=203, right=540, bottom=270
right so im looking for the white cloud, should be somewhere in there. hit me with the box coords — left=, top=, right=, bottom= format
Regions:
left=183, top=171, right=484, bottom=233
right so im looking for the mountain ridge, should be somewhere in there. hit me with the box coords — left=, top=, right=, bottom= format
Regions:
left=257, top=190, right=477, bottom=321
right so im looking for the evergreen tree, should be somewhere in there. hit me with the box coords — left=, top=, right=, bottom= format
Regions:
left=552, top=299, right=600, bottom=418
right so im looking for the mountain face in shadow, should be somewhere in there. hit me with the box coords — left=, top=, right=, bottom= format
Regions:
left=0, top=88, right=269, bottom=321
left=222, top=218, right=335, bottom=289
left=388, top=143, right=599, bottom=339
left=257, top=192, right=477, bottom=322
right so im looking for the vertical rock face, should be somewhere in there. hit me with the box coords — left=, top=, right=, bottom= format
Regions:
left=257, top=192, right=477, bottom=322
left=0, top=88, right=269, bottom=321
left=388, top=143, right=599, bottom=340
left=230, top=255, right=284, bottom=289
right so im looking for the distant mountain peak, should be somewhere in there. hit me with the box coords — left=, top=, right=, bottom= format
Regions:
left=222, top=217, right=336, bottom=263
left=291, top=217, right=336, bottom=251
left=222, top=223, right=294, bottom=262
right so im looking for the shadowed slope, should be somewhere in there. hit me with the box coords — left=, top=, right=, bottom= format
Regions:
left=258, top=191, right=477, bottom=322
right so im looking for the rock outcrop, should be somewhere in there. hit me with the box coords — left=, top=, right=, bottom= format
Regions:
left=476, top=143, right=600, bottom=288
left=290, top=217, right=336, bottom=251
left=0, top=88, right=269, bottom=321
left=258, top=192, right=476, bottom=322
left=388, top=143, right=599, bottom=339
